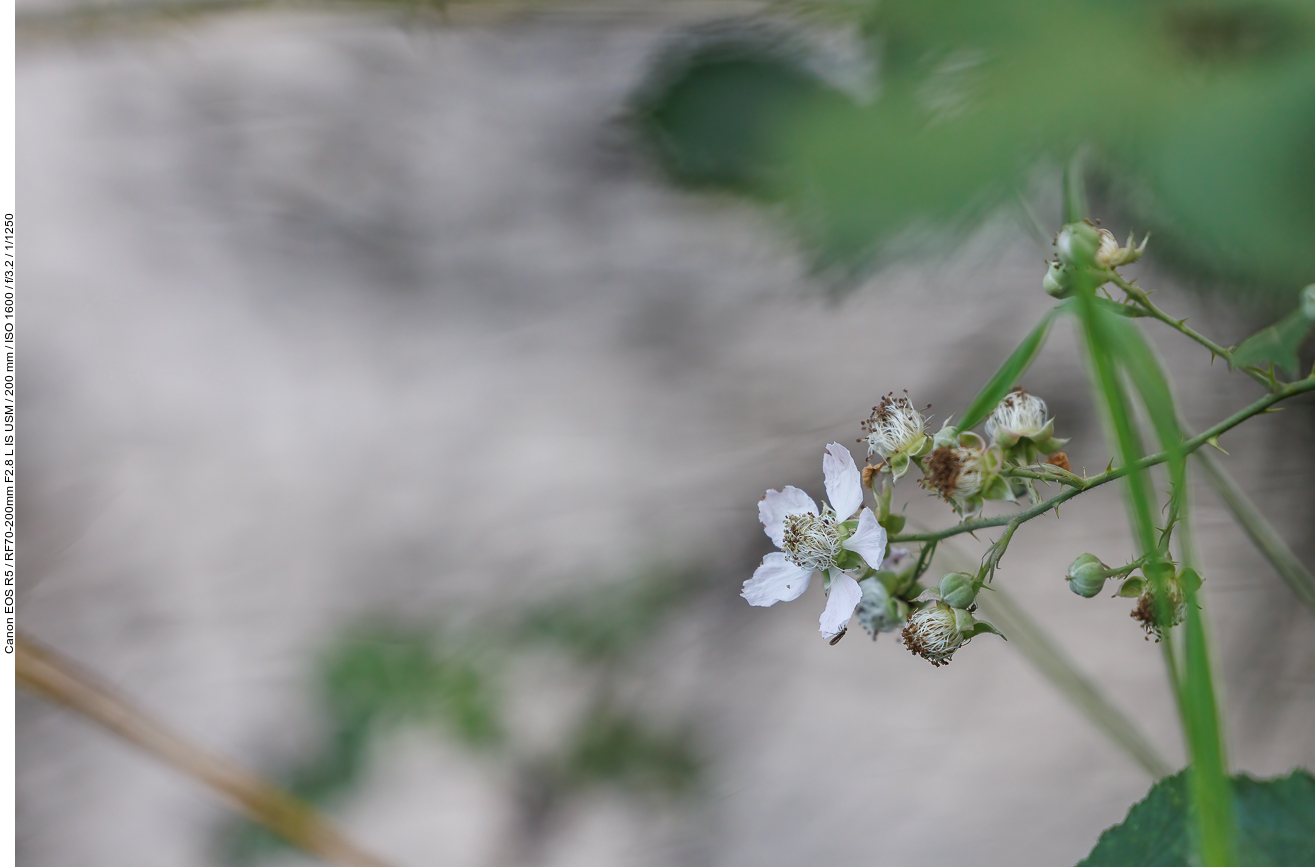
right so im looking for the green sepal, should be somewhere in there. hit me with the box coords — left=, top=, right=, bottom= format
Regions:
left=875, top=569, right=915, bottom=599
left=964, top=621, right=1005, bottom=640
left=911, top=435, right=934, bottom=458
left=1117, top=577, right=1145, bottom=598
left=888, top=452, right=911, bottom=481
left=982, top=474, right=1014, bottom=502
left=1177, top=568, right=1202, bottom=592
left=879, top=512, right=906, bottom=535
left=833, top=550, right=863, bottom=571
left=953, top=606, right=975, bottom=634
left=933, top=422, right=960, bottom=450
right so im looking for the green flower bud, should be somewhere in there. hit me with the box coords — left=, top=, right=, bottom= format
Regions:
left=1066, top=553, right=1108, bottom=598
left=1043, top=261, right=1073, bottom=298
left=938, top=572, right=979, bottom=609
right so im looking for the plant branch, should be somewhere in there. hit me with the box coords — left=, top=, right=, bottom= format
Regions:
left=1108, top=273, right=1276, bottom=390
left=891, top=376, right=1315, bottom=544
left=17, top=635, right=396, bottom=867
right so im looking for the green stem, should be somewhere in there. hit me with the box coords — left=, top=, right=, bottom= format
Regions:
left=890, top=377, right=1315, bottom=544
left=1108, top=273, right=1277, bottom=391
left=1195, top=449, right=1315, bottom=616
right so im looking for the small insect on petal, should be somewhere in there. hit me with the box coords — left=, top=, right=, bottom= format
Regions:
left=829, top=627, right=847, bottom=646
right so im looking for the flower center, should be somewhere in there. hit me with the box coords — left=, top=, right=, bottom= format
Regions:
left=781, top=511, right=843, bottom=571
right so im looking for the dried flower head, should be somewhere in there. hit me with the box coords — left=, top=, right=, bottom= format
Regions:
left=1131, top=580, right=1187, bottom=641
left=861, top=393, right=932, bottom=481
left=901, top=603, right=964, bottom=666
left=987, top=389, right=1049, bottom=440
left=1093, top=228, right=1148, bottom=268
left=923, top=446, right=985, bottom=502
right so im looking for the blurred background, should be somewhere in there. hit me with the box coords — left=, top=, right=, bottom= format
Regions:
left=16, top=1, right=1315, bottom=865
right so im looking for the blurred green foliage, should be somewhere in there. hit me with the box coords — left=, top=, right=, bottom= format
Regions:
left=1078, top=768, right=1315, bottom=866
left=220, top=569, right=706, bottom=865
left=632, top=0, right=1315, bottom=307
left=517, top=567, right=703, bottom=661
left=565, top=708, right=701, bottom=795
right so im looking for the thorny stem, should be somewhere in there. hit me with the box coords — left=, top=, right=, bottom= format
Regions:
left=1108, top=273, right=1278, bottom=391
left=890, top=375, right=1315, bottom=545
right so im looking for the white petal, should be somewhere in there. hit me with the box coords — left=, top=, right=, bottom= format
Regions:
left=841, top=508, right=888, bottom=571
left=742, top=553, right=813, bottom=607
left=758, top=486, right=817, bottom=548
left=819, top=569, right=863, bottom=638
left=823, top=442, right=864, bottom=520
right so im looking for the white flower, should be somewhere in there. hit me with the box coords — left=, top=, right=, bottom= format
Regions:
left=743, top=443, right=889, bottom=639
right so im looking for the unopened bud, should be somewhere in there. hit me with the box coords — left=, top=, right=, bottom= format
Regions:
left=1056, top=223, right=1101, bottom=268
left=938, top=572, right=979, bottom=609
left=1066, top=553, right=1108, bottom=598
left=1043, top=261, right=1073, bottom=298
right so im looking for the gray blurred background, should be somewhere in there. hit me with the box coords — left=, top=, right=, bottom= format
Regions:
left=16, top=2, right=1315, bottom=866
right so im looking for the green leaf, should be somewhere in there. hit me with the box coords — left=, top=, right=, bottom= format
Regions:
left=956, top=307, right=1060, bottom=432
left=1077, top=769, right=1315, bottom=867
left=1229, top=288, right=1315, bottom=378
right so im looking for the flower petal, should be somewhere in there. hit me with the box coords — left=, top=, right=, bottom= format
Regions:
left=742, top=553, right=813, bottom=607
left=819, top=568, right=863, bottom=638
left=823, top=442, right=863, bottom=520
left=841, top=508, right=888, bottom=571
left=758, top=486, right=817, bottom=548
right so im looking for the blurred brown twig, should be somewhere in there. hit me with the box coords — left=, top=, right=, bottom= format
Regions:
left=17, top=634, right=397, bottom=867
